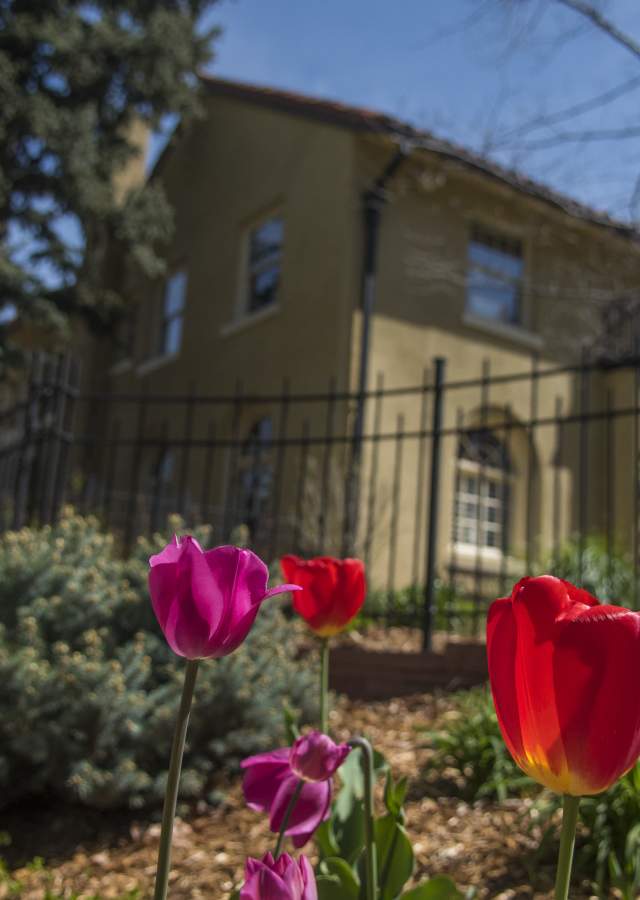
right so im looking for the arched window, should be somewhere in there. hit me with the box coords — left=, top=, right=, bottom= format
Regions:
left=236, top=417, right=273, bottom=538
left=453, top=428, right=511, bottom=553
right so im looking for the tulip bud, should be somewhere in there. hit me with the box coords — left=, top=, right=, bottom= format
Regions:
left=289, top=731, right=350, bottom=782
left=149, top=536, right=299, bottom=659
left=241, top=852, right=317, bottom=899
left=280, top=555, right=365, bottom=636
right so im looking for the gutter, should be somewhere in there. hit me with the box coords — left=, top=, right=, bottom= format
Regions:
left=342, top=141, right=413, bottom=555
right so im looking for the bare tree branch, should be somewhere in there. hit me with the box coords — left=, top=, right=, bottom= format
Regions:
left=555, top=0, right=640, bottom=62
left=497, top=74, right=640, bottom=141
left=514, top=125, right=640, bottom=151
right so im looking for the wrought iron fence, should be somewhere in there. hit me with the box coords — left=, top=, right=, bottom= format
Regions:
left=1, top=350, right=639, bottom=646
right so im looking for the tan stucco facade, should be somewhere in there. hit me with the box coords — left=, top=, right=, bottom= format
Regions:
left=82, top=83, right=640, bottom=592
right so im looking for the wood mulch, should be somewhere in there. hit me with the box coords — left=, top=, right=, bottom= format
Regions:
left=3, top=693, right=597, bottom=900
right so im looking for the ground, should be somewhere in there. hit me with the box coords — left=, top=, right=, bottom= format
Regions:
left=3, top=693, right=595, bottom=900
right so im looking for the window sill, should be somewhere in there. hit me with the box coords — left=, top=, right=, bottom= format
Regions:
left=463, top=312, right=543, bottom=351
left=109, top=359, right=133, bottom=377
left=221, top=303, right=280, bottom=338
left=449, top=542, right=523, bottom=575
left=136, top=352, right=179, bottom=376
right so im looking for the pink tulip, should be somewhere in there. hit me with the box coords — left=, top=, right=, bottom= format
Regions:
left=290, top=731, right=351, bottom=782
left=148, top=536, right=299, bottom=659
left=241, top=853, right=317, bottom=900
left=241, top=732, right=350, bottom=847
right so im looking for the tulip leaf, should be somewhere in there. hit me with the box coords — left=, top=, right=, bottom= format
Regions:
left=384, top=771, right=408, bottom=819
left=333, top=795, right=366, bottom=864
left=375, top=814, right=414, bottom=900
left=315, top=819, right=340, bottom=859
left=318, top=857, right=360, bottom=898
left=401, top=877, right=464, bottom=899
left=316, top=874, right=359, bottom=900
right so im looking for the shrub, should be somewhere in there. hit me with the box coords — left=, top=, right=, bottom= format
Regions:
left=543, top=535, right=635, bottom=605
left=423, top=686, right=534, bottom=801
left=0, top=510, right=315, bottom=810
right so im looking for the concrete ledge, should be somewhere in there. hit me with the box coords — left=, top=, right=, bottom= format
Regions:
left=329, top=642, right=488, bottom=699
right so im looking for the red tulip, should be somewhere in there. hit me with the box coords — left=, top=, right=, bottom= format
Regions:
left=280, top=555, right=365, bottom=637
left=487, top=575, right=640, bottom=795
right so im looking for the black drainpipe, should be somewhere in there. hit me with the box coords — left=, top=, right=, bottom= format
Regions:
left=342, top=141, right=413, bottom=556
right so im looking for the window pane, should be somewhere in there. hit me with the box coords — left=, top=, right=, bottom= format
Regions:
left=467, top=227, right=523, bottom=325
left=469, top=241, right=523, bottom=280
left=250, top=217, right=283, bottom=265
left=164, top=271, right=187, bottom=317
left=467, top=268, right=519, bottom=324
left=162, top=316, right=182, bottom=356
left=249, top=265, right=280, bottom=313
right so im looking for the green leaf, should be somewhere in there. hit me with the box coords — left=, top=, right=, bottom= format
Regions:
left=315, top=819, right=340, bottom=859
left=333, top=796, right=366, bottom=863
left=375, top=814, right=414, bottom=900
left=384, top=772, right=408, bottom=818
left=316, top=875, right=358, bottom=900
left=282, top=702, right=301, bottom=743
left=318, top=857, right=360, bottom=898
left=401, top=876, right=464, bottom=899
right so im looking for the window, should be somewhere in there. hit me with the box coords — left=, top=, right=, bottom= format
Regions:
left=246, top=216, right=283, bottom=314
left=236, top=417, right=274, bottom=537
left=159, top=270, right=187, bottom=357
left=454, top=429, right=510, bottom=552
left=467, top=226, right=523, bottom=326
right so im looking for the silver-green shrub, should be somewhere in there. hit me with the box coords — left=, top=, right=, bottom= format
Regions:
left=0, top=510, right=315, bottom=810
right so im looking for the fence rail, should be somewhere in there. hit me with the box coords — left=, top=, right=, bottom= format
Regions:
left=1, top=350, right=639, bottom=647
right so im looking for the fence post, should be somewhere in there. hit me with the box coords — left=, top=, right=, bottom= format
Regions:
left=422, top=356, right=446, bottom=652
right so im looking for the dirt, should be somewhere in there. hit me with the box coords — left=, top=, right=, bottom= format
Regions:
left=3, top=694, right=596, bottom=900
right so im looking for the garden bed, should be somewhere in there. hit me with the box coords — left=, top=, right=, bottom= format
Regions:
left=3, top=692, right=594, bottom=900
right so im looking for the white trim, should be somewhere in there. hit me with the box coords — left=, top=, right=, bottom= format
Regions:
left=463, top=312, right=543, bottom=350
left=220, top=302, right=281, bottom=338
left=136, top=352, right=179, bottom=376
left=449, top=542, right=524, bottom=577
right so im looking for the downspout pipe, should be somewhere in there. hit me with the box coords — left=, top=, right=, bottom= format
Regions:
left=342, top=141, right=413, bottom=556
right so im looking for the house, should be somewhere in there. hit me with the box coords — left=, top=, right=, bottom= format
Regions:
left=63, top=77, right=640, bottom=601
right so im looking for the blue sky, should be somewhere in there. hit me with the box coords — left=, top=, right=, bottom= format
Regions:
left=182, top=0, right=640, bottom=222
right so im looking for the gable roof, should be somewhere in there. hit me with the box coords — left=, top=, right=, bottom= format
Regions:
left=199, top=74, right=639, bottom=243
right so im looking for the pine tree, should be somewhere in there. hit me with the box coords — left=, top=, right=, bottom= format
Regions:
left=0, top=0, right=220, bottom=373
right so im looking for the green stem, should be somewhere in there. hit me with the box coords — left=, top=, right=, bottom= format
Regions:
left=320, top=637, right=330, bottom=734
left=274, top=779, right=304, bottom=859
left=153, top=659, right=199, bottom=900
left=554, top=794, right=580, bottom=900
left=349, top=738, right=378, bottom=900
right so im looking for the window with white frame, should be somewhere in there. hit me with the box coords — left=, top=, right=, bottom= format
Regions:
left=453, top=429, right=510, bottom=553
left=246, top=215, right=283, bottom=314
left=159, top=270, right=187, bottom=357
left=466, top=225, right=523, bottom=326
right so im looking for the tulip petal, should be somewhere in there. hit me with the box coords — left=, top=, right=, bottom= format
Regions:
left=269, top=776, right=330, bottom=846
left=204, top=546, right=271, bottom=639
left=241, top=865, right=290, bottom=900
left=299, top=856, right=318, bottom=900
left=264, top=583, right=302, bottom=599
left=148, top=562, right=178, bottom=633
left=242, top=750, right=291, bottom=812
left=553, top=604, right=640, bottom=794
left=510, top=577, right=571, bottom=788
left=486, top=596, right=524, bottom=765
